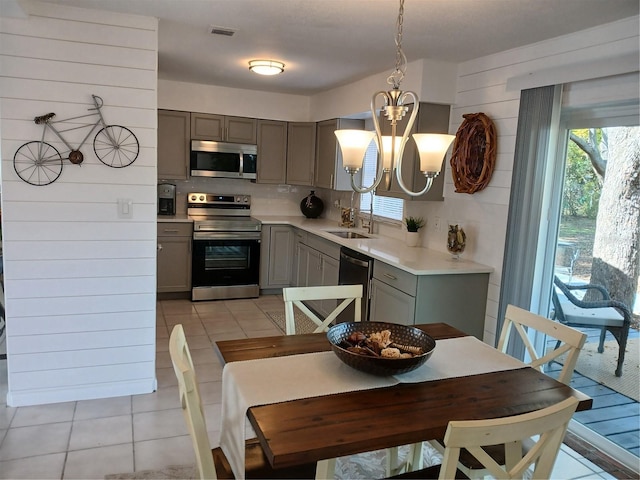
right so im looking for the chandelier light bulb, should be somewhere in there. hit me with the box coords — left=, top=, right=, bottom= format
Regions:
left=334, top=130, right=376, bottom=171
left=412, top=134, right=456, bottom=172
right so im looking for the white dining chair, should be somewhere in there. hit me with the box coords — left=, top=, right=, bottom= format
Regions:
left=281, top=284, right=363, bottom=478
left=169, top=324, right=317, bottom=479
left=498, top=304, right=587, bottom=385
left=390, top=397, right=580, bottom=480
left=423, top=304, right=587, bottom=478
left=282, top=284, right=363, bottom=334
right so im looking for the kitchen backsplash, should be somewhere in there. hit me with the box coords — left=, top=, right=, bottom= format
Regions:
left=163, top=176, right=356, bottom=221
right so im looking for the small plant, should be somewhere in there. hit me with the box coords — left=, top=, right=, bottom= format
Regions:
left=404, top=216, right=425, bottom=232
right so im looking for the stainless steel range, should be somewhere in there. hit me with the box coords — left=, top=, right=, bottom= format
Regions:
left=188, top=193, right=261, bottom=301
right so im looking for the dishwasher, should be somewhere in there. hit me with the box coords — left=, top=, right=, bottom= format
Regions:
left=337, top=247, right=373, bottom=323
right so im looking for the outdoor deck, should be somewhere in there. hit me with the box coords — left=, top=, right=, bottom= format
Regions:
left=546, top=327, right=639, bottom=457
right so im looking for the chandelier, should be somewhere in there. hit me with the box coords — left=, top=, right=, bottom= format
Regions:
left=334, top=0, right=455, bottom=196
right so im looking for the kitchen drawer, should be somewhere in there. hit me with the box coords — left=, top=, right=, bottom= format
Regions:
left=157, top=223, right=193, bottom=237
left=373, top=262, right=417, bottom=296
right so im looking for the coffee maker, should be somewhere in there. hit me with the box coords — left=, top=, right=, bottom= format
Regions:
left=157, top=183, right=176, bottom=216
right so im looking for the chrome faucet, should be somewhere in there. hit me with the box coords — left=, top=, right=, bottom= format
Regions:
left=361, top=194, right=374, bottom=234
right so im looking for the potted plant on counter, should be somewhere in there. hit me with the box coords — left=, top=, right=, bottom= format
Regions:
left=404, top=216, right=424, bottom=247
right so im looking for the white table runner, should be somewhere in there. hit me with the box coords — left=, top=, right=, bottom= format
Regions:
left=219, top=336, right=526, bottom=479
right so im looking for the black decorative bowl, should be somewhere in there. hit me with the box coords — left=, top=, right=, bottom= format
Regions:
left=327, top=322, right=436, bottom=376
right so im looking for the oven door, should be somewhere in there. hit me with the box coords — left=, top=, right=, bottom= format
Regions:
left=192, top=234, right=260, bottom=288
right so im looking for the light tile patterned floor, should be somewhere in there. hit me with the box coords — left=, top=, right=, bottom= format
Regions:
left=0, top=296, right=624, bottom=478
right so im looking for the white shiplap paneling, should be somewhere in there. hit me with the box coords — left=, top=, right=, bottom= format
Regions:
left=0, top=1, right=158, bottom=406
left=446, top=15, right=639, bottom=343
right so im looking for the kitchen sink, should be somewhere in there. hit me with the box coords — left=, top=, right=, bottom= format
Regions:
left=326, top=230, right=371, bottom=239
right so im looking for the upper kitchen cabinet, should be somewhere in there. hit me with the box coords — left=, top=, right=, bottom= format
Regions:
left=315, top=118, right=364, bottom=191
left=257, top=120, right=288, bottom=184
left=257, top=121, right=316, bottom=186
left=286, top=122, right=316, bottom=186
left=190, top=113, right=257, bottom=144
left=158, top=110, right=190, bottom=180
left=376, top=102, right=450, bottom=201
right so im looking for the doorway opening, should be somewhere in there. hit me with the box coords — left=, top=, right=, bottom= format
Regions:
left=550, top=124, right=639, bottom=460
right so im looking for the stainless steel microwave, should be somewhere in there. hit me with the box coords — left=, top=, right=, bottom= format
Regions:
left=190, top=140, right=257, bottom=179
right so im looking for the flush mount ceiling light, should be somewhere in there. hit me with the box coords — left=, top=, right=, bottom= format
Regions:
left=248, top=60, right=285, bottom=76
left=334, top=0, right=455, bottom=196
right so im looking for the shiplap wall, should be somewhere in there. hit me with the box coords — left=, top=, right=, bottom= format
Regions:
left=434, top=16, right=639, bottom=344
left=0, top=1, right=158, bottom=406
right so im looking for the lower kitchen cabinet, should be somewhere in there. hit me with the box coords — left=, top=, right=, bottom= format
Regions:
left=294, top=232, right=339, bottom=317
left=259, top=225, right=295, bottom=289
left=157, top=222, right=192, bottom=293
left=370, top=260, right=488, bottom=339
left=370, top=278, right=416, bottom=326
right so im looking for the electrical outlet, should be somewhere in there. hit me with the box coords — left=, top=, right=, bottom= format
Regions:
left=434, top=216, right=441, bottom=232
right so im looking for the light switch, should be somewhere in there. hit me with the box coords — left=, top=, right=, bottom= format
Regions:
left=118, top=198, right=133, bottom=218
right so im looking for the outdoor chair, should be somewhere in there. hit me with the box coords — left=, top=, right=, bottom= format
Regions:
left=551, top=275, right=631, bottom=377
left=169, top=324, right=316, bottom=479
left=390, top=397, right=580, bottom=480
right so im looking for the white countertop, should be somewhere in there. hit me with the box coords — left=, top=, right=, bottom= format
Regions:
left=157, top=213, right=492, bottom=275
left=253, top=215, right=493, bottom=276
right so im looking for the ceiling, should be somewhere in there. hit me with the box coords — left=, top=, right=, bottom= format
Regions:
left=39, top=0, right=639, bottom=95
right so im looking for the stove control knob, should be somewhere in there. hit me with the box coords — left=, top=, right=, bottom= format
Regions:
left=190, top=195, right=195, bottom=201
left=199, top=195, right=205, bottom=201
left=242, top=196, right=248, bottom=203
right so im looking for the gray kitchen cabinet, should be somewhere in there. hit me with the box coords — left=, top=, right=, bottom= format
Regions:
left=286, top=122, right=316, bottom=186
left=369, top=260, right=488, bottom=339
left=190, top=113, right=257, bottom=144
left=370, top=278, right=416, bottom=326
left=294, top=231, right=340, bottom=317
left=315, top=118, right=364, bottom=190
left=157, top=222, right=192, bottom=293
left=257, top=120, right=287, bottom=184
left=158, top=110, right=190, bottom=180
left=377, top=102, right=451, bottom=201
left=370, top=261, right=417, bottom=326
left=259, top=225, right=294, bottom=290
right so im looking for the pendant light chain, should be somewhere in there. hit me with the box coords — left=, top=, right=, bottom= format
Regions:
left=334, top=0, right=456, bottom=197
left=388, top=0, right=407, bottom=89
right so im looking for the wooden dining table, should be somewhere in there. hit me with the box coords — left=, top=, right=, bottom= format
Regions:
left=214, top=323, right=592, bottom=471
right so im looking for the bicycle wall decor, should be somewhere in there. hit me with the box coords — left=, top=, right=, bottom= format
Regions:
left=13, top=94, right=139, bottom=186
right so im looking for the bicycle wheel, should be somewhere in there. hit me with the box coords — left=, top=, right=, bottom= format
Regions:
left=13, top=141, right=63, bottom=186
left=93, top=125, right=139, bottom=168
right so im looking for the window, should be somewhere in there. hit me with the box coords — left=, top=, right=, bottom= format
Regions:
left=360, top=140, right=404, bottom=221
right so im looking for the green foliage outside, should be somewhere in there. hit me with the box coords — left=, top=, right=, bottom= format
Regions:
left=562, top=129, right=602, bottom=218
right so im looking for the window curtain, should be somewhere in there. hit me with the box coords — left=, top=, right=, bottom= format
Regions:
left=496, top=85, right=562, bottom=349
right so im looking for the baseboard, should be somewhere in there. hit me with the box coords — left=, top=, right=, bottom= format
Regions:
left=6, top=377, right=157, bottom=407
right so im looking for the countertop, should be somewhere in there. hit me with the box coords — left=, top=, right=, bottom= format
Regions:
left=254, top=215, right=493, bottom=276
left=157, top=214, right=493, bottom=276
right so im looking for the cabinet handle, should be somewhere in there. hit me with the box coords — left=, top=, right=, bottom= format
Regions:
left=225, top=127, right=229, bottom=139
left=330, top=173, right=334, bottom=189
left=383, top=273, right=397, bottom=280
left=163, top=229, right=179, bottom=233
left=157, top=243, right=163, bottom=251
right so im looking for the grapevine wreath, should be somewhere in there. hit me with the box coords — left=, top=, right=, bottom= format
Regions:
left=450, top=112, right=497, bottom=194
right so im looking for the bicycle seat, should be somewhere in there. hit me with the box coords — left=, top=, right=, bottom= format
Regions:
left=34, top=112, right=55, bottom=124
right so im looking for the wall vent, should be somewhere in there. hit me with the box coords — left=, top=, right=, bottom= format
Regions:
left=210, top=25, right=235, bottom=37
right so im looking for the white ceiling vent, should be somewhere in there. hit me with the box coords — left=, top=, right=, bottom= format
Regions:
left=210, top=25, right=235, bottom=37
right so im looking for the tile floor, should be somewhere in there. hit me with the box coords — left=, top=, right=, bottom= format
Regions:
left=0, top=295, right=627, bottom=479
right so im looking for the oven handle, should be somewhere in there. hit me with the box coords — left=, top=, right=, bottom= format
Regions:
left=193, top=231, right=262, bottom=241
